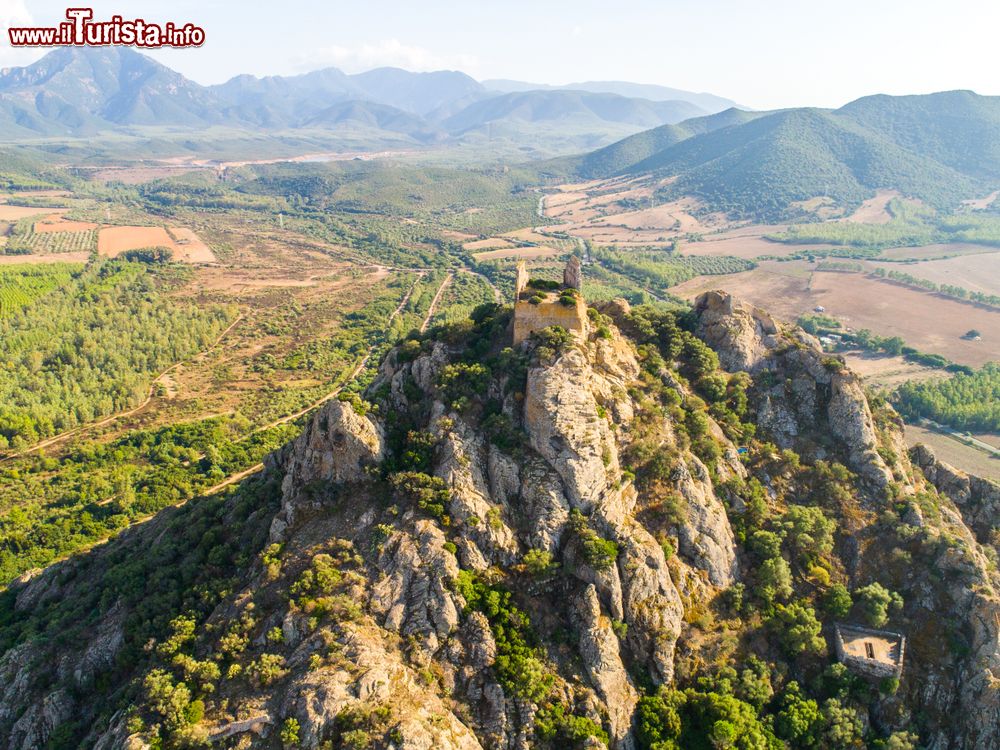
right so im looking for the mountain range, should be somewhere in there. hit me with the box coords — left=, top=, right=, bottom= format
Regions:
left=563, top=90, right=1000, bottom=219
left=0, top=47, right=736, bottom=149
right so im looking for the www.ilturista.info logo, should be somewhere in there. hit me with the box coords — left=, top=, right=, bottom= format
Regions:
left=8, top=8, right=205, bottom=48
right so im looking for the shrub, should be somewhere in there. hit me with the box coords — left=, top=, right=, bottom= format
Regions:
left=390, top=471, right=450, bottom=521
left=569, top=510, right=619, bottom=570
left=757, top=557, right=793, bottom=605
left=281, top=717, right=301, bottom=747
left=523, top=548, right=558, bottom=578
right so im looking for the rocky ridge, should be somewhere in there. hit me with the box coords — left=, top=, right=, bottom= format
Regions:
left=0, top=292, right=998, bottom=749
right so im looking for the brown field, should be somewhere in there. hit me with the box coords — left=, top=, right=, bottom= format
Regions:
left=844, top=189, right=899, bottom=224
left=88, top=165, right=208, bottom=184
left=441, top=229, right=478, bottom=241
left=670, top=261, right=1000, bottom=368
left=168, top=227, right=218, bottom=263
left=904, top=423, right=1000, bottom=482
left=98, top=225, right=216, bottom=263
left=872, top=251, right=1000, bottom=297
left=597, top=199, right=708, bottom=233
left=98, top=226, right=175, bottom=256
left=0, top=205, right=67, bottom=220
left=501, top=228, right=565, bottom=245
left=34, top=216, right=99, bottom=233
left=463, top=237, right=514, bottom=251
left=0, top=251, right=91, bottom=265
left=544, top=191, right=589, bottom=209
left=473, top=245, right=563, bottom=261
left=543, top=178, right=655, bottom=223
left=682, top=235, right=822, bottom=259
left=880, top=242, right=999, bottom=261
left=842, top=351, right=948, bottom=389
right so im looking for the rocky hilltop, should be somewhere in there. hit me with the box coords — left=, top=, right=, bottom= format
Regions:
left=1, top=292, right=998, bottom=750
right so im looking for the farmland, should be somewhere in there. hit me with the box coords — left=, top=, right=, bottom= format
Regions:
left=97, top=225, right=218, bottom=263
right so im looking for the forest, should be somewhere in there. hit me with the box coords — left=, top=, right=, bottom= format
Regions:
left=893, top=364, right=1000, bottom=432
left=773, top=198, right=1000, bottom=254
left=0, top=261, right=234, bottom=449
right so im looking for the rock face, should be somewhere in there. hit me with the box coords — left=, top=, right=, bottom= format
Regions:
left=4, top=295, right=1000, bottom=750
left=912, top=444, right=1000, bottom=544
left=695, top=290, right=894, bottom=489
left=272, top=399, right=385, bottom=537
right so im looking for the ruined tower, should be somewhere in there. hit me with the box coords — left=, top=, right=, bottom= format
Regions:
left=563, top=255, right=582, bottom=290
left=511, top=256, right=588, bottom=346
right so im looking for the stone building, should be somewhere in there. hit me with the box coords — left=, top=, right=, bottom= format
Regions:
left=512, top=258, right=588, bottom=346
left=833, top=623, right=906, bottom=679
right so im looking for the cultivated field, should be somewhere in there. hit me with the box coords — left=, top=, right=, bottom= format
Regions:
left=98, top=225, right=217, bottom=263
left=34, top=216, right=99, bottom=233
left=463, top=237, right=515, bottom=251
left=872, top=251, right=1000, bottom=297
left=0, top=251, right=91, bottom=265
left=904, top=422, right=1000, bottom=482
left=670, top=262, right=1000, bottom=368
left=844, top=189, right=898, bottom=224
left=841, top=351, right=948, bottom=389
left=168, top=227, right=217, bottom=263
left=880, top=243, right=1000, bottom=260
left=473, top=245, right=564, bottom=261
left=0, top=205, right=66, bottom=220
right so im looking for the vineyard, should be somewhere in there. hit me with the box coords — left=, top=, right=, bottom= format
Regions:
left=5, top=218, right=97, bottom=254
left=0, top=263, right=82, bottom=318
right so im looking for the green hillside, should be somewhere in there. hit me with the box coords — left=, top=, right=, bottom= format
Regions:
left=570, top=92, right=1000, bottom=220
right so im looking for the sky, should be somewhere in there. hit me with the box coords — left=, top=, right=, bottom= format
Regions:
left=2, top=0, right=998, bottom=110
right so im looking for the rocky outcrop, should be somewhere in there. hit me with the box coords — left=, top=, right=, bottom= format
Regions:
left=282, top=625, right=484, bottom=750
left=524, top=347, right=619, bottom=513
left=8, top=293, right=1000, bottom=750
left=673, top=458, right=738, bottom=587
left=273, top=399, right=385, bottom=538
left=911, top=444, right=1000, bottom=543
left=573, top=586, right=638, bottom=749
left=370, top=521, right=462, bottom=652
left=694, top=290, right=780, bottom=372
left=694, top=290, right=893, bottom=489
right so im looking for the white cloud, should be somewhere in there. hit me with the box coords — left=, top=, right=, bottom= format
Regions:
left=293, top=38, right=478, bottom=75
left=0, top=0, right=45, bottom=68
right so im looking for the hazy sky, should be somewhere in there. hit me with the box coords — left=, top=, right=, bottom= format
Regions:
left=2, top=0, right=998, bottom=109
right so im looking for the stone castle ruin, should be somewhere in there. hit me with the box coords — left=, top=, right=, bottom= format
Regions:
left=512, top=257, right=588, bottom=345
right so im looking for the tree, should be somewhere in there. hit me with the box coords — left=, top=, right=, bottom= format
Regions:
left=780, top=505, right=835, bottom=564
left=855, top=582, right=903, bottom=627
left=770, top=602, right=826, bottom=657
left=820, top=699, right=863, bottom=747
left=757, top=557, right=793, bottom=605
left=822, top=583, right=852, bottom=619
left=774, top=682, right=822, bottom=747
left=143, top=669, right=193, bottom=731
